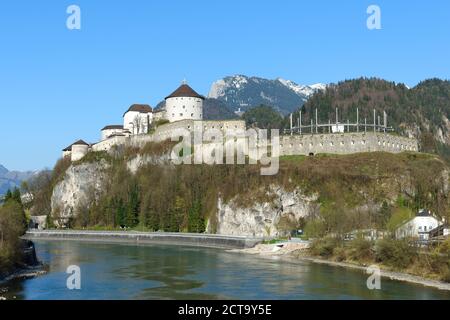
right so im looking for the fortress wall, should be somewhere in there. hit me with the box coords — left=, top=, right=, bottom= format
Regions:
left=89, top=122, right=419, bottom=161
left=92, top=136, right=128, bottom=152
left=279, top=132, right=418, bottom=156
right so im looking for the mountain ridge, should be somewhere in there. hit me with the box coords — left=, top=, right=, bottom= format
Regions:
left=207, top=75, right=326, bottom=115
left=0, top=164, right=36, bottom=195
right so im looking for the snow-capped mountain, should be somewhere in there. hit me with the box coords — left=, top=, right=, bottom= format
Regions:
left=208, top=75, right=326, bottom=115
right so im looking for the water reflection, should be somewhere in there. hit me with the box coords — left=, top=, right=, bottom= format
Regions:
left=1, top=240, right=449, bottom=300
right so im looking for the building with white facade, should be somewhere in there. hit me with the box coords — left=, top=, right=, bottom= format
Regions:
left=123, top=104, right=153, bottom=135
left=101, top=125, right=129, bottom=141
left=165, top=82, right=205, bottom=123
left=396, top=210, right=442, bottom=241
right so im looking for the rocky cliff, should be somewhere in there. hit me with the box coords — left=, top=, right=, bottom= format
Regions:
left=211, top=187, right=318, bottom=237
left=51, top=160, right=109, bottom=222
left=48, top=141, right=450, bottom=237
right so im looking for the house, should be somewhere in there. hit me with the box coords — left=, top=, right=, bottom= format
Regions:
left=395, top=209, right=442, bottom=241
left=429, top=224, right=450, bottom=240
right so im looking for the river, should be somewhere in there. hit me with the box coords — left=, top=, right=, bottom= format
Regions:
left=1, top=240, right=449, bottom=300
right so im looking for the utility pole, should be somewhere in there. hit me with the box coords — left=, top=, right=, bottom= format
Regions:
left=290, top=113, right=293, bottom=136
left=299, top=110, right=302, bottom=135
left=315, top=109, right=318, bottom=134
left=373, top=109, right=376, bottom=133
left=356, top=108, right=359, bottom=132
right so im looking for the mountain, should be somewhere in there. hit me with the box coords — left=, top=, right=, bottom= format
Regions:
left=0, top=164, right=36, bottom=195
left=208, top=75, right=326, bottom=115
left=155, top=98, right=238, bottom=121
left=300, top=77, right=450, bottom=162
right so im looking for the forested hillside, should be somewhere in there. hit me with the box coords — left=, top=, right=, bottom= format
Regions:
left=299, top=78, right=450, bottom=161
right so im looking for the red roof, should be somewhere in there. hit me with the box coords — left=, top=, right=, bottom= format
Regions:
left=165, top=84, right=205, bottom=100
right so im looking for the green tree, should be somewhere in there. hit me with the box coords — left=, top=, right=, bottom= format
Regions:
left=243, top=105, right=284, bottom=130
left=125, top=183, right=140, bottom=228
left=188, top=200, right=205, bottom=233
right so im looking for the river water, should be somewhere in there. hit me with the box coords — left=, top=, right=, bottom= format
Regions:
left=1, top=240, right=449, bottom=300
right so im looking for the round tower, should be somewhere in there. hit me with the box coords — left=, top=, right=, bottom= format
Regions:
left=71, top=140, right=89, bottom=162
left=165, top=81, right=204, bottom=123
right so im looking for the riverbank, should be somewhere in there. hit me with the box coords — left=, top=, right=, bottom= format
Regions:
left=299, top=256, right=450, bottom=291
left=0, top=240, right=46, bottom=298
left=231, top=242, right=450, bottom=291
left=24, top=230, right=263, bottom=250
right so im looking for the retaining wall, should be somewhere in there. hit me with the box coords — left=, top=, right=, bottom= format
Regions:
left=25, top=230, right=263, bottom=249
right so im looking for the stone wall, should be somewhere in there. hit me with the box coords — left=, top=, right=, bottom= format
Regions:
left=279, top=132, right=418, bottom=156
left=25, top=230, right=262, bottom=249
left=89, top=122, right=419, bottom=161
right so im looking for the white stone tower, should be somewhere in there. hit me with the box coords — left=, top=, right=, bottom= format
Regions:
left=70, top=140, right=89, bottom=162
left=165, top=81, right=204, bottom=123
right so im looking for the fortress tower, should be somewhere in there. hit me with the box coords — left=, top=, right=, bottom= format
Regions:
left=165, top=81, right=204, bottom=123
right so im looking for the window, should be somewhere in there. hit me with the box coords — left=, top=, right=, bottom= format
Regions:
left=180, top=113, right=183, bottom=117
left=191, top=113, right=194, bottom=117
left=419, top=226, right=422, bottom=230
left=183, top=105, right=186, bottom=109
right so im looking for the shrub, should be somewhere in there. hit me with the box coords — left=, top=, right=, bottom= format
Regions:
left=309, top=237, right=340, bottom=258
left=348, top=237, right=374, bottom=261
left=333, top=246, right=347, bottom=262
left=375, top=239, right=417, bottom=269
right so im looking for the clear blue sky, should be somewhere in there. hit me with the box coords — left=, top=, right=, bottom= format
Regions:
left=0, top=0, right=449, bottom=171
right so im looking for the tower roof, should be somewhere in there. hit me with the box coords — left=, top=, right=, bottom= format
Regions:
left=165, top=84, right=205, bottom=100
left=123, top=104, right=153, bottom=117
left=63, top=139, right=89, bottom=151
left=101, top=125, right=124, bottom=131
left=73, top=139, right=89, bottom=146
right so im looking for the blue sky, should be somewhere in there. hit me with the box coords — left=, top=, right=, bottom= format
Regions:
left=0, top=0, right=449, bottom=171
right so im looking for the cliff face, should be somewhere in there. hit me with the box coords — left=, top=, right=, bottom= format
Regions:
left=51, top=161, right=109, bottom=222
left=48, top=140, right=450, bottom=237
left=211, top=187, right=318, bottom=237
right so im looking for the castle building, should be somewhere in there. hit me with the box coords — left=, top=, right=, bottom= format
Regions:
left=165, top=82, right=205, bottom=123
left=63, top=140, right=90, bottom=162
left=101, top=125, right=127, bottom=141
left=61, top=80, right=419, bottom=162
left=123, top=104, right=153, bottom=135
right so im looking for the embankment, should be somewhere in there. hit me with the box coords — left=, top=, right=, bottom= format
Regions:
left=24, top=230, right=263, bottom=249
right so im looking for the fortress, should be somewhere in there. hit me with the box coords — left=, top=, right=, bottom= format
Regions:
left=62, top=81, right=419, bottom=162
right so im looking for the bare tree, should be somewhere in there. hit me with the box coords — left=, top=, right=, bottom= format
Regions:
left=132, top=115, right=143, bottom=135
